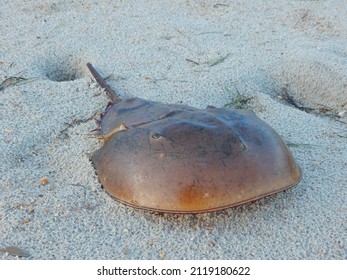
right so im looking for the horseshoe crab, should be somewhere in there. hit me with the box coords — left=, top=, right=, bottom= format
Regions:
left=87, top=63, right=301, bottom=213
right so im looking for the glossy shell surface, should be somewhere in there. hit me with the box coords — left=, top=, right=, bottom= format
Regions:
left=91, top=97, right=301, bottom=213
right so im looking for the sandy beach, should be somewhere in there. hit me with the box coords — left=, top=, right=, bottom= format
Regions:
left=0, top=0, right=346, bottom=259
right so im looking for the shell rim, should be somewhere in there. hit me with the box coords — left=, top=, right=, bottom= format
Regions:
left=104, top=167, right=302, bottom=214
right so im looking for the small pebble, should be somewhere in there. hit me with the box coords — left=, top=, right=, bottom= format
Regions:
left=159, top=250, right=166, bottom=259
left=40, top=177, right=48, bottom=185
left=22, top=217, right=31, bottom=224
left=4, top=129, right=13, bottom=134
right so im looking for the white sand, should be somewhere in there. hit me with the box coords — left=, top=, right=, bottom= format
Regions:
left=0, top=0, right=346, bottom=259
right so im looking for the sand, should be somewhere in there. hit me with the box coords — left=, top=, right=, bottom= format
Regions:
left=0, top=0, right=346, bottom=259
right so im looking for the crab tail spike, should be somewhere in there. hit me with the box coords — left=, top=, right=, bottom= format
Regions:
left=87, top=63, right=121, bottom=104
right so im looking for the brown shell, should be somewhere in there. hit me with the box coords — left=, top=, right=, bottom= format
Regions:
left=88, top=64, right=301, bottom=213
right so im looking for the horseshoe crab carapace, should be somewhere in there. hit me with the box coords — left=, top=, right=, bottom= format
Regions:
left=87, top=63, right=302, bottom=213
